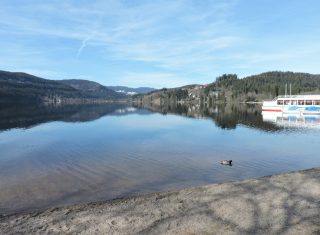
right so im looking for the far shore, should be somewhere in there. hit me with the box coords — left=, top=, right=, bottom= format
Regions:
left=1, top=168, right=320, bottom=234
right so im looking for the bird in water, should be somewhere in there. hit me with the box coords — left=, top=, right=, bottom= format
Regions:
left=220, top=160, right=232, bottom=166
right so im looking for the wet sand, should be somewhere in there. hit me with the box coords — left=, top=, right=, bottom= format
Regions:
left=1, top=168, right=320, bottom=234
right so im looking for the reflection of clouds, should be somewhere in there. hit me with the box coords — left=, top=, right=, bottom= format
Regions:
left=117, top=114, right=190, bottom=130
left=114, top=107, right=137, bottom=114
left=1, top=106, right=320, bottom=214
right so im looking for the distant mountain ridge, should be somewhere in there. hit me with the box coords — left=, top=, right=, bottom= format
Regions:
left=0, top=70, right=83, bottom=104
left=2, top=70, right=319, bottom=105
left=134, top=71, right=320, bottom=104
left=106, top=86, right=155, bottom=95
left=0, top=70, right=158, bottom=104
left=57, top=79, right=125, bottom=99
left=0, top=71, right=125, bottom=104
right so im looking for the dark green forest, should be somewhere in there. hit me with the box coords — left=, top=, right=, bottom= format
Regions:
left=135, top=71, right=320, bottom=104
left=0, top=71, right=124, bottom=104
left=2, top=70, right=320, bottom=104
left=205, top=71, right=320, bottom=99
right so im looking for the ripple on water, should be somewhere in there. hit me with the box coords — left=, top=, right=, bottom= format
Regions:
left=1, top=105, right=320, bottom=214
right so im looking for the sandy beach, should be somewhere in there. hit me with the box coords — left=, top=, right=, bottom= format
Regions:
left=1, top=168, right=320, bottom=234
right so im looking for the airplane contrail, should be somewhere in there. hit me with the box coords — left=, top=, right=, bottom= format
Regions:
left=77, top=36, right=91, bottom=58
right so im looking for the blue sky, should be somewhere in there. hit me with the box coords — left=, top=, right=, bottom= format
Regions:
left=0, top=0, right=319, bottom=88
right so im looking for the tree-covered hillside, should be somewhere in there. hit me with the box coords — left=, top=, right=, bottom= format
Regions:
left=0, top=71, right=125, bottom=104
left=0, top=71, right=84, bottom=103
left=135, top=71, right=320, bottom=104
left=207, top=72, right=320, bottom=101
left=58, top=79, right=125, bottom=99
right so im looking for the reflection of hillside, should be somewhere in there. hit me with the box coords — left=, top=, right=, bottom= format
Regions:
left=211, top=104, right=282, bottom=131
left=0, top=103, right=148, bottom=132
left=133, top=103, right=282, bottom=132
left=1, top=102, right=282, bottom=132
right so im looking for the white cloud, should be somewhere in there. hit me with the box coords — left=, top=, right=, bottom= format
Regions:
left=0, top=0, right=318, bottom=86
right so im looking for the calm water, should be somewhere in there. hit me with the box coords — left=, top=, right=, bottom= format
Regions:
left=0, top=103, right=320, bottom=214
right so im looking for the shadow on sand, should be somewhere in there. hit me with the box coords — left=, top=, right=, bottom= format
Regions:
left=1, top=168, right=319, bottom=234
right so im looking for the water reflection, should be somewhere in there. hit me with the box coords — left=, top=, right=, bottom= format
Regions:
left=133, top=103, right=284, bottom=131
left=0, top=102, right=287, bottom=133
left=0, top=103, right=148, bottom=132
left=262, top=111, right=320, bottom=129
left=0, top=102, right=319, bottom=215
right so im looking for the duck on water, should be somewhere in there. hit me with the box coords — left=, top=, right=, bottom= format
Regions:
left=220, top=160, right=232, bottom=166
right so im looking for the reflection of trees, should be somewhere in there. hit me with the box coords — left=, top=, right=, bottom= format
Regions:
left=134, top=103, right=282, bottom=132
left=0, top=103, right=131, bottom=131
left=0, top=102, right=282, bottom=132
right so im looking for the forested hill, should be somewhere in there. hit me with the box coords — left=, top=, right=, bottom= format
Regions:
left=134, top=71, right=320, bottom=104
left=57, top=79, right=125, bottom=100
left=207, top=72, right=320, bottom=100
left=2, top=70, right=320, bottom=105
left=0, top=71, right=125, bottom=104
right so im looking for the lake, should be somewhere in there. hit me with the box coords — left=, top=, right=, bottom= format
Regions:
left=0, top=103, right=319, bottom=214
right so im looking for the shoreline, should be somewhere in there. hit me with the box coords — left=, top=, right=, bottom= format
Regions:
left=1, top=168, right=320, bottom=234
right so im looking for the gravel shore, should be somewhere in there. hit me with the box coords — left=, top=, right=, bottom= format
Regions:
left=1, top=168, right=320, bottom=234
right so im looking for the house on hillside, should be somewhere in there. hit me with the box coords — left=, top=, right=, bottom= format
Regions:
left=209, top=91, right=220, bottom=98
